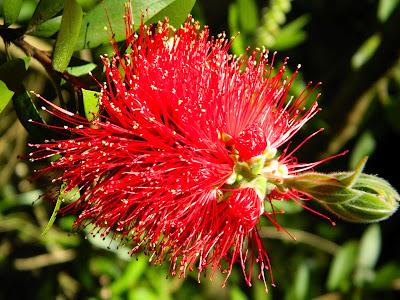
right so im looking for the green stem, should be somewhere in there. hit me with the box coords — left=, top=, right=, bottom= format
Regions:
left=41, top=184, right=65, bottom=236
left=259, top=226, right=340, bottom=255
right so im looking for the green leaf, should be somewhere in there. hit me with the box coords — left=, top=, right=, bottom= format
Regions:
left=358, top=224, right=381, bottom=270
left=286, top=165, right=399, bottom=222
left=66, top=63, right=96, bottom=76
left=0, top=80, right=15, bottom=114
left=110, top=257, right=148, bottom=295
left=85, top=226, right=131, bottom=260
left=128, top=287, right=158, bottom=300
left=354, top=224, right=381, bottom=286
left=326, top=241, right=358, bottom=291
left=351, top=34, right=381, bottom=69
left=147, top=0, right=196, bottom=28
left=28, top=0, right=64, bottom=31
left=272, top=14, right=310, bottom=50
left=90, top=256, right=121, bottom=279
left=0, top=58, right=47, bottom=134
left=237, top=0, right=258, bottom=33
left=13, top=91, right=47, bottom=138
left=230, top=286, right=248, bottom=300
left=228, top=3, right=245, bottom=55
left=0, top=57, right=30, bottom=92
left=42, top=182, right=66, bottom=236
left=75, top=0, right=193, bottom=50
left=82, top=88, right=100, bottom=120
left=293, top=263, right=310, bottom=300
left=52, top=0, right=83, bottom=72
left=378, top=0, right=400, bottom=22
left=2, top=0, right=24, bottom=25
left=371, top=263, right=400, bottom=289
left=322, top=191, right=397, bottom=223
left=32, top=16, right=62, bottom=38
left=350, top=132, right=376, bottom=174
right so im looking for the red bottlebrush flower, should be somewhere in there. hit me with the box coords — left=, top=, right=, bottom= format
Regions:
left=29, top=11, right=341, bottom=289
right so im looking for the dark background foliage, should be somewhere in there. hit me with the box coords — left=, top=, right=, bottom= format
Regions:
left=1, top=0, right=399, bottom=299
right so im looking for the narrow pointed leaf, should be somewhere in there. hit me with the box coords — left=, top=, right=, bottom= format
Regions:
left=28, top=0, right=65, bottom=31
left=32, top=16, right=62, bottom=38
left=237, top=0, right=258, bottom=33
left=41, top=183, right=65, bottom=236
left=0, top=80, right=15, bottom=114
left=2, top=0, right=23, bottom=25
left=66, top=63, right=96, bottom=76
left=0, top=57, right=30, bottom=92
left=357, top=224, right=381, bottom=270
left=354, top=224, right=381, bottom=286
left=327, top=241, right=358, bottom=291
left=293, top=262, right=310, bottom=300
left=13, top=91, right=47, bottom=138
left=52, top=0, right=83, bottom=72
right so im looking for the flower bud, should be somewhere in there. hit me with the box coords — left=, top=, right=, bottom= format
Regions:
left=284, top=171, right=399, bottom=223
left=283, top=172, right=359, bottom=204
left=323, top=173, right=399, bottom=222
left=321, top=189, right=398, bottom=223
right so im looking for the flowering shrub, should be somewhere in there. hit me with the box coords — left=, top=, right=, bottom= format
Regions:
left=1, top=0, right=399, bottom=298
left=28, top=5, right=399, bottom=290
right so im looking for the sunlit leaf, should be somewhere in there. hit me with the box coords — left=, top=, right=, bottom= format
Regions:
left=326, top=241, right=358, bottom=291
left=354, top=224, right=381, bottom=286
left=82, top=89, right=100, bottom=120
left=52, top=0, right=83, bottom=72
left=228, top=3, right=245, bottom=55
left=237, top=0, right=258, bottom=33
left=75, top=0, right=195, bottom=50
left=2, top=0, right=24, bottom=25
left=31, top=16, right=62, bottom=37
left=351, top=34, right=381, bottom=69
left=146, top=0, right=196, bottom=28
left=67, top=63, right=96, bottom=76
left=128, top=287, right=158, bottom=300
left=272, top=14, right=309, bottom=50
left=293, top=263, right=310, bottom=300
left=110, top=257, right=148, bottom=295
left=28, top=0, right=64, bottom=31
left=357, top=224, right=381, bottom=270
left=378, top=0, right=400, bottom=22
left=0, top=80, right=15, bottom=114
left=231, top=286, right=248, bottom=300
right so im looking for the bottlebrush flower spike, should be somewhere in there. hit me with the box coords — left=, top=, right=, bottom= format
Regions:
left=29, top=8, right=353, bottom=290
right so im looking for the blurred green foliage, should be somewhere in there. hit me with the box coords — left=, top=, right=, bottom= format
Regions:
left=1, top=0, right=400, bottom=299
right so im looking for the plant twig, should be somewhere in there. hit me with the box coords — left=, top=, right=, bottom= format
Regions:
left=14, top=249, right=76, bottom=270
left=259, top=226, right=340, bottom=255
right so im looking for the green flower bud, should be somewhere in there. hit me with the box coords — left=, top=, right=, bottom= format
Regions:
left=321, top=185, right=398, bottom=223
left=282, top=157, right=399, bottom=223
left=283, top=172, right=359, bottom=204
left=322, top=173, right=399, bottom=223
